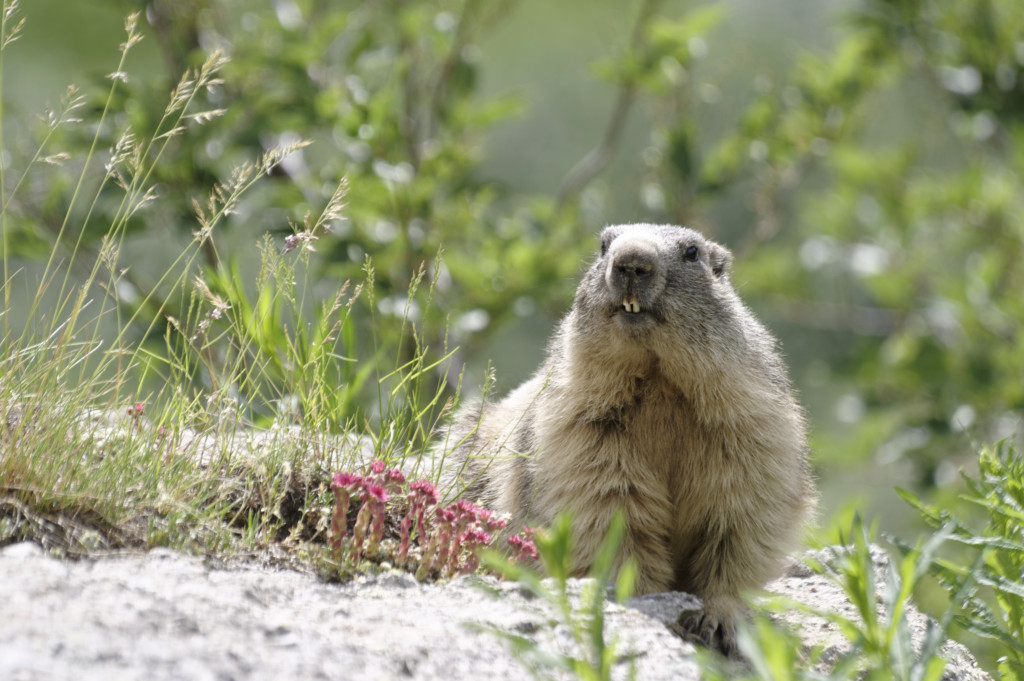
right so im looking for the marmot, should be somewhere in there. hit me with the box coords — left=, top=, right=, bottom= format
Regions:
left=436, top=224, right=814, bottom=655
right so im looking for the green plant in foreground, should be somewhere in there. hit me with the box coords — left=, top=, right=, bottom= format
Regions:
left=479, top=511, right=638, bottom=681
left=898, top=440, right=1024, bottom=681
left=816, top=519, right=954, bottom=681
left=697, top=515, right=957, bottom=681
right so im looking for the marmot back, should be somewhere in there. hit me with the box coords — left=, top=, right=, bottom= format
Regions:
left=435, top=224, right=814, bottom=655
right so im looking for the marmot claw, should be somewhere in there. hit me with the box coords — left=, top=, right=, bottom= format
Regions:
left=674, top=609, right=738, bottom=658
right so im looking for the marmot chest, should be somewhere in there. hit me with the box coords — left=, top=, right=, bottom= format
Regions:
left=555, top=375, right=699, bottom=474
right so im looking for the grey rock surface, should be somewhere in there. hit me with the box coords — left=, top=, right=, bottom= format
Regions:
left=0, top=542, right=697, bottom=681
left=0, top=542, right=992, bottom=681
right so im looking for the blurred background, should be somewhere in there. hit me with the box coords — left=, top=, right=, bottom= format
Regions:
left=3, top=0, right=1023, bottom=542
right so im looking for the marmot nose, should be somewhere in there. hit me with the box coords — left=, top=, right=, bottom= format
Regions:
left=605, top=239, right=664, bottom=312
left=606, top=238, right=662, bottom=299
left=612, top=249, right=658, bottom=286
left=614, top=260, right=655, bottom=280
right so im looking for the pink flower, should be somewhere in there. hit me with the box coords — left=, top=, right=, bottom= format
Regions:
left=485, top=515, right=507, bottom=533
left=461, top=528, right=491, bottom=546
left=325, top=465, right=518, bottom=581
left=431, top=507, right=457, bottom=574
left=508, top=533, right=538, bottom=562
left=408, top=480, right=439, bottom=504
left=442, top=502, right=496, bottom=576
left=329, top=471, right=375, bottom=563
left=379, top=467, right=406, bottom=496
left=353, top=482, right=389, bottom=558
left=455, top=529, right=493, bottom=575
left=127, top=402, right=146, bottom=431
left=405, top=479, right=440, bottom=553
left=329, top=471, right=367, bottom=560
left=455, top=499, right=480, bottom=518
left=362, top=483, right=389, bottom=504
left=332, top=472, right=363, bottom=490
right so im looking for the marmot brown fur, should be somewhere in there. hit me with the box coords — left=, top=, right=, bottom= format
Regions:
left=435, top=223, right=814, bottom=655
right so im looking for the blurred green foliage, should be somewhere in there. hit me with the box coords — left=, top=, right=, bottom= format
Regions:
left=2, top=0, right=1023, bottom=494
left=120, top=0, right=593, bottom=358
left=697, top=0, right=1024, bottom=486
left=899, top=440, right=1024, bottom=679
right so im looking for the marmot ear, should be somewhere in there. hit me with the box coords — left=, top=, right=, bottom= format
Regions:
left=708, top=243, right=732, bottom=278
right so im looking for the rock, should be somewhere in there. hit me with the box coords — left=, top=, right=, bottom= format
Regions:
left=0, top=545, right=992, bottom=681
left=1, top=541, right=43, bottom=559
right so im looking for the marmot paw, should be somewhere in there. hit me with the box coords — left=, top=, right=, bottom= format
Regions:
left=672, top=608, right=738, bottom=658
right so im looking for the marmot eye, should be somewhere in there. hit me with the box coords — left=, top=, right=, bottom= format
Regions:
left=683, top=245, right=699, bottom=262
left=600, top=240, right=610, bottom=257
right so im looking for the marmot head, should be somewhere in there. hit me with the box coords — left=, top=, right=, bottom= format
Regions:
left=574, top=224, right=736, bottom=345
